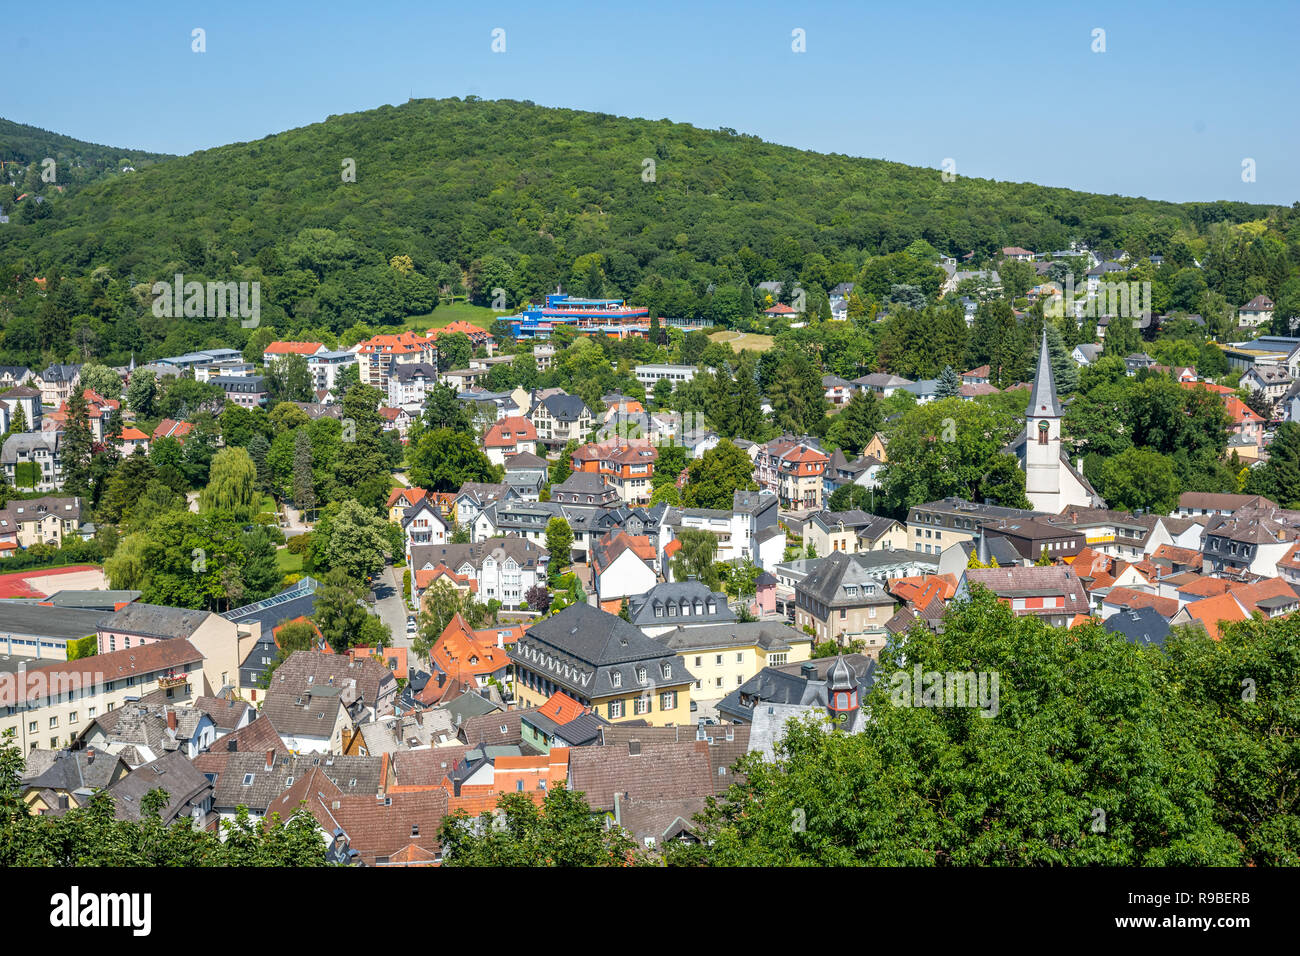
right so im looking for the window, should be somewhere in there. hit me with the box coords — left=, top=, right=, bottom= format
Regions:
left=242, top=774, right=255, bottom=786
left=69, top=711, right=78, bottom=724
left=715, top=654, right=723, bottom=665
left=637, top=667, right=647, bottom=685
left=716, top=677, right=724, bottom=688
left=49, top=716, right=57, bottom=729
left=694, top=656, right=701, bottom=666
left=611, top=671, right=622, bottom=688
left=608, top=700, right=624, bottom=719
left=660, top=662, right=671, bottom=679
left=28, top=722, right=36, bottom=733
left=634, top=695, right=651, bottom=715
left=660, top=691, right=676, bottom=710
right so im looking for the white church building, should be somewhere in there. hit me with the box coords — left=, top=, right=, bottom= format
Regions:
left=1007, top=329, right=1105, bottom=513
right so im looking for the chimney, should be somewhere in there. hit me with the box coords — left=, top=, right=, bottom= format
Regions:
left=166, top=709, right=177, bottom=732
left=265, top=749, right=275, bottom=771
left=86, top=748, right=95, bottom=764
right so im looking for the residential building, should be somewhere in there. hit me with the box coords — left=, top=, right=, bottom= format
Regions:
left=262, top=650, right=398, bottom=752
left=629, top=581, right=735, bottom=638
left=551, top=472, right=619, bottom=506
left=718, top=654, right=876, bottom=735
left=907, top=497, right=1044, bottom=556
left=1238, top=294, right=1274, bottom=329
left=306, top=349, right=358, bottom=392
left=262, top=341, right=327, bottom=365
left=0, top=638, right=204, bottom=751
left=777, top=444, right=830, bottom=510
left=482, top=416, right=539, bottom=466
left=386, top=362, right=441, bottom=408
left=2, top=433, right=62, bottom=491
left=409, top=536, right=547, bottom=609
left=571, top=438, right=657, bottom=504
left=1, top=386, right=43, bottom=431
left=957, top=566, right=1091, bottom=627
left=35, top=364, right=81, bottom=407
left=357, top=331, right=436, bottom=390
left=1242, top=365, right=1293, bottom=418
left=634, top=364, right=698, bottom=387
left=212, top=374, right=268, bottom=409
left=591, top=531, right=659, bottom=607
left=981, top=516, right=1085, bottom=563
left=802, top=509, right=907, bottom=556
left=0, top=496, right=86, bottom=549
left=794, top=551, right=899, bottom=651
left=509, top=603, right=694, bottom=726
left=660, top=620, right=813, bottom=699
left=96, top=603, right=245, bottom=698
left=528, top=392, right=593, bottom=448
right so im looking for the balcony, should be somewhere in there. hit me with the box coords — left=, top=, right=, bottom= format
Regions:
left=157, top=672, right=187, bottom=690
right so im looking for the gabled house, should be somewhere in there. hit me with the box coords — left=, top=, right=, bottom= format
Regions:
left=591, top=531, right=658, bottom=608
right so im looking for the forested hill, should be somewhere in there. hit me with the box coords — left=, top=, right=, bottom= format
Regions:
left=0, top=97, right=1283, bottom=351
left=0, top=117, right=171, bottom=192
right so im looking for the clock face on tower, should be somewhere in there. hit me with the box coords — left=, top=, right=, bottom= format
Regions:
left=1038, top=419, right=1049, bottom=444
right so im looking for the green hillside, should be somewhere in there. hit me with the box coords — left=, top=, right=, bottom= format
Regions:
left=0, top=117, right=172, bottom=207
left=0, top=97, right=1286, bottom=365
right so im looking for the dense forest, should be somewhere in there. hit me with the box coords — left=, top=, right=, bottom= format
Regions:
left=0, top=97, right=1288, bottom=368
left=0, top=117, right=171, bottom=203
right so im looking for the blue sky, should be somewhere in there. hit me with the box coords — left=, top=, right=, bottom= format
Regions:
left=3, top=0, right=1297, bottom=204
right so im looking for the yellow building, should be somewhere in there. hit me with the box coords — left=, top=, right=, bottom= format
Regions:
left=659, top=621, right=813, bottom=701
left=509, top=603, right=694, bottom=727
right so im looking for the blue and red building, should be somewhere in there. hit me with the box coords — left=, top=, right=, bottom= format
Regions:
left=507, top=293, right=650, bottom=339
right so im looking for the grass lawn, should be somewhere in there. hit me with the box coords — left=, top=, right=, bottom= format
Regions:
left=258, top=495, right=278, bottom=513
left=709, top=330, right=776, bottom=352
left=401, top=301, right=499, bottom=332
left=275, top=548, right=304, bottom=573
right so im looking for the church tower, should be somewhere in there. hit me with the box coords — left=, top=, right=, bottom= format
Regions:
left=1024, top=327, right=1063, bottom=509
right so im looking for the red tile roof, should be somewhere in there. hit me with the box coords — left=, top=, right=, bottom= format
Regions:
left=1103, top=587, right=1178, bottom=618
left=431, top=613, right=509, bottom=682
left=1181, top=593, right=1248, bottom=640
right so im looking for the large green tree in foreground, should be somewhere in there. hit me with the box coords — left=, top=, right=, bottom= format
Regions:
left=665, top=588, right=1300, bottom=867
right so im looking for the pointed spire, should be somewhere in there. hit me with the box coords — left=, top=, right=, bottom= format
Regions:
left=1026, top=325, right=1061, bottom=418
left=977, top=526, right=991, bottom=566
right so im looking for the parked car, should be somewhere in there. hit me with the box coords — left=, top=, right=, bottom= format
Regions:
left=689, top=700, right=698, bottom=712
left=406, top=616, right=417, bottom=632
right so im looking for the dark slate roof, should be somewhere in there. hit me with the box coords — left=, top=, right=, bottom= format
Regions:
left=108, top=750, right=213, bottom=825
left=655, top=620, right=806, bottom=653
left=510, top=603, right=694, bottom=699
left=503, top=451, right=548, bottom=470
left=100, top=603, right=214, bottom=641
left=22, top=748, right=128, bottom=792
left=0, top=603, right=108, bottom=640
left=796, top=551, right=895, bottom=608
left=717, top=655, right=877, bottom=723
left=1026, top=326, right=1061, bottom=418
left=627, top=581, right=735, bottom=629
left=1103, top=606, right=1170, bottom=648
left=536, top=393, right=589, bottom=422
left=222, top=577, right=320, bottom=630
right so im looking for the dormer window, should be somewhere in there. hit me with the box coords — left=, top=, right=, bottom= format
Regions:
left=612, top=672, right=622, bottom=688
left=637, top=667, right=647, bottom=685
left=661, top=662, right=672, bottom=680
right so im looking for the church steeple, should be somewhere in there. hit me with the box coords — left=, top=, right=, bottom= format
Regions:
left=1026, top=326, right=1061, bottom=419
